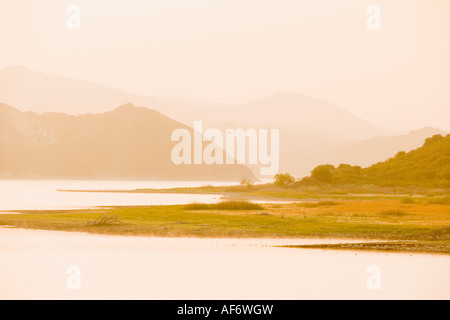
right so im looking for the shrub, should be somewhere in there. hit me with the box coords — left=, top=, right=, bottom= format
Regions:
left=379, top=210, right=409, bottom=218
left=185, top=200, right=264, bottom=211
left=427, top=196, right=450, bottom=205
left=297, top=176, right=320, bottom=186
left=240, top=178, right=254, bottom=189
left=274, top=173, right=296, bottom=187
left=400, top=197, right=416, bottom=204
left=87, top=213, right=122, bottom=226
left=300, top=200, right=340, bottom=208
left=311, top=165, right=335, bottom=183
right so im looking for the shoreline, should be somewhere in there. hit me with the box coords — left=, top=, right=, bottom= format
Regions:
left=1, top=226, right=448, bottom=300
left=56, top=184, right=450, bottom=203
left=1, top=199, right=449, bottom=255
left=0, top=226, right=445, bottom=256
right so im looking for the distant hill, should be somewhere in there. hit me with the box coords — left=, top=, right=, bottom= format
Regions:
left=209, top=92, right=390, bottom=139
left=183, top=92, right=391, bottom=139
left=306, top=134, right=450, bottom=187
left=0, top=66, right=388, bottom=140
left=0, top=103, right=255, bottom=181
left=310, top=127, right=448, bottom=168
left=0, top=66, right=169, bottom=115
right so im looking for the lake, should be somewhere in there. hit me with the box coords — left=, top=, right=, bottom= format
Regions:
left=0, top=180, right=236, bottom=211
left=0, top=228, right=448, bottom=299
left=1, top=180, right=448, bottom=300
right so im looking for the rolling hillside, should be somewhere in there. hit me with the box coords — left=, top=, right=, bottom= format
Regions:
left=282, top=127, right=448, bottom=176
left=307, top=134, right=450, bottom=187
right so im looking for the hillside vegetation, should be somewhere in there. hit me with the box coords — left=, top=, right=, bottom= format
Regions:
left=305, top=134, right=450, bottom=188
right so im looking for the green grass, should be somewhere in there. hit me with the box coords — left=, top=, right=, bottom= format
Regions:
left=86, top=212, right=122, bottom=226
left=1, top=195, right=449, bottom=254
left=185, top=200, right=264, bottom=211
left=13, top=182, right=450, bottom=255
left=0, top=200, right=449, bottom=244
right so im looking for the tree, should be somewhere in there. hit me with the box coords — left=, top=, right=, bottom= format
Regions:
left=311, top=165, right=335, bottom=183
left=274, top=173, right=295, bottom=187
left=240, top=178, right=254, bottom=189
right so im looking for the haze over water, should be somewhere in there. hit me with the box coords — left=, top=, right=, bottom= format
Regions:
left=0, top=180, right=232, bottom=211
left=0, top=228, right=449, bottom=299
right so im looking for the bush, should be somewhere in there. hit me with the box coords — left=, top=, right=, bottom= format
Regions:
left=87, top=213, right=122, bottom=226
left=427, top=196, right=450, bottom=205
left=400, top=197, right=416, bottom=204
left=185, top=200, right=264, bottom=211
left=240, top=178, right=254, bottom=189
left=300, top=200, right=340, bottom=208
left=379, top=210, right=409, bottom=218
left=296, top=176, right=320, bottom=186
left=311, top=165, right=335, bottom=183
left=274, top=173, right=296, bottom=187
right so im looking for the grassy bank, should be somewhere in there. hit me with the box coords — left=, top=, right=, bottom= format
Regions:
left=282, top=241, right=450, bottom=255
left=0, top=199, right=449, bottom=254
left=61, top=183, right=450, bottom=202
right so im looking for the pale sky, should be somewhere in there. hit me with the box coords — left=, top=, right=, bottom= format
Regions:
left=0, top=0, right=449, bottom=131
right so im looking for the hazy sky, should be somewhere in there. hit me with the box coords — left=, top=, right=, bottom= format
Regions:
left=0, top=0, right=449, bottom=131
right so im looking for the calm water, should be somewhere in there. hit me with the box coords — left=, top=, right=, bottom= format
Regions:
left=1, top=180, right=448, bottom=299
left=0, top=180, right=236, bottom=210
left=0, top=228, right=449, bottom=299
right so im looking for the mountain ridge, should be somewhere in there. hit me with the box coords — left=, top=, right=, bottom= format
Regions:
left=0, top=66, right=390, bottom=140
left=0, top=102, right=256, bottom=181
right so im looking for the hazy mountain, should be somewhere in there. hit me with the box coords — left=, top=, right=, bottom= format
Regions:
left=0, top=66, right=210, bottom=125
left=2, top=65, right=424, bottom=180
left=0, top=66, right=169, bottom=115
left=0, top=103, right=255, bottom=181
left=0, top=66, right=389, bottom=140
left=198, top=92, right=390, bottom=139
